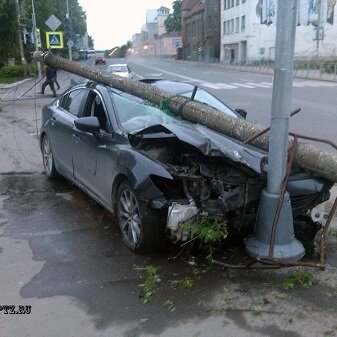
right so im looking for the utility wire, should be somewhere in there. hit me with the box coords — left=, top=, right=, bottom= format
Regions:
left=0, top=74, right=46, bottom=108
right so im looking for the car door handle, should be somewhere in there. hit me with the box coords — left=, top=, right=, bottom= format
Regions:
left=72, top=133, right=80, bottom=143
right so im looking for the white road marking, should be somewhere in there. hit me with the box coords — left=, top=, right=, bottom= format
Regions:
left=292, top=82, right=306, bottom=87
left=200, top=82, right=223, bottom=89
left=145, top=73, right=162, bottom=77
left=246, top=82, right=272, bottom=88
left=132, top=62, right=337, bottom=90
left=215, top=83, right=238, bottom=89
left=230, top=82, right=255, bottom=88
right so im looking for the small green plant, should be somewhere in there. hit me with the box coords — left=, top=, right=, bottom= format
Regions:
left=272, top=291, right=285, bottom=300
left=329, top=228, right=337, bottom=238
left=163, top=299, right=175, bottom=311
left=134, top=264, right=161, bottom=304
left=170, top=277, right=194, bottom=289
left=158, top=96, right=173, bottom=115
left=180, top=216, right=228, bottom=261
left=251, top=308, right=262, bottom=317
left=282, top=271, right=316, bottom=290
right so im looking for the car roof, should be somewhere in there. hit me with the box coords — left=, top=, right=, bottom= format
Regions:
left=139, top=79, right=196, bottom=95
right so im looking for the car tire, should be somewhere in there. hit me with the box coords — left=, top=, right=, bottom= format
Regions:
left=41, top=134, right=58, bottom=179
left=116, top=181, right=165, bottom=254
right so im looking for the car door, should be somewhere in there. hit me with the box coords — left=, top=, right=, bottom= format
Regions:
left=47, top=88, right=88, bottom=178
left=72, top=89, right=117, bottom=206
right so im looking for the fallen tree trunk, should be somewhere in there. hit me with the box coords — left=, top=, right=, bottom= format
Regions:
left=39, top=52, right=337, bottom=183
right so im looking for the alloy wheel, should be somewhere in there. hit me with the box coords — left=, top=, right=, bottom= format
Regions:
left=118, top=189, right=141, bottom=246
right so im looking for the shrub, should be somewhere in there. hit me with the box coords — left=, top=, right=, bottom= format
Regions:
left=0, top=64, right=37, bottom=78
left=322, top=61, right=337, bottom=74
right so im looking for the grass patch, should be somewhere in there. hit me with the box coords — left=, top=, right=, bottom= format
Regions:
left=133, top=264, right=161, bottom=304
left=0, top=76, right=24, bottom=84
left=170, top=277, right=194, bottom=289
left=163, top=299, right=175, bottom=311
left=282, top=271, right=316, bottom=290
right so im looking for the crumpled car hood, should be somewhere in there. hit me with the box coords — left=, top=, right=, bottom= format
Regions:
left=130, top=122, right=268, bottom=175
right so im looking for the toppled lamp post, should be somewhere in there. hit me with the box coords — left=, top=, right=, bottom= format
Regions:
left=33, top=51, right=337, bottom=185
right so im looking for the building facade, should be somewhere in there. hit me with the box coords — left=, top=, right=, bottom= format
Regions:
left=181, top=0, right=221, bottom=61
left=154, top=6, right=180, bottom=57
left=132, top=6, right=180, bottom=57
left=220, top=0, right=337, bottom=64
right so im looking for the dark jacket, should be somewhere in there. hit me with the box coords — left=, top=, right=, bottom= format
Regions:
left=46, top=66, right=55, bottom=79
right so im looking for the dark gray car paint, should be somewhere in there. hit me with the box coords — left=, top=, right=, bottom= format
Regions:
left=40, top=81, right=331, bottom=219
left=130, top=123, right=268, bottom=175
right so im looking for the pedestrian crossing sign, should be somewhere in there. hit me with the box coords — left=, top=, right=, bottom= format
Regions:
left=46, top=31, right=64, bottom=49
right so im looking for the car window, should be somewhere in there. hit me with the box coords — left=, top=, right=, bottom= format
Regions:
left=83, top=91, right=111, bottom=133
left=180, top=89, right=238, bottom=118
left=60, top=89, right=87, bottom=117
left=108, top=65, right=128, bottom=73
left=110, top=91, right=173, bottom=132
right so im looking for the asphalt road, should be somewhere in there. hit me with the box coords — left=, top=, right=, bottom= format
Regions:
left=1, top=60, right=337, bottom=337
left=125, top=56, right=337, bottom=147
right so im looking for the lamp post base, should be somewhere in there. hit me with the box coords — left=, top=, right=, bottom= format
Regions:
left=244, top=189, right=305, bottom=261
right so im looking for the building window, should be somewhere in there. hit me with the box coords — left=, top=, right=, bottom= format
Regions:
left=242, top=0, right=246, bottom=2
left=231, top=0, right=234, bottom=7
left=231, top=19, right=234, bottom=33
left=241, top=15, right=246, bottom=31
left=224, top=0, right=227, bottom=10
left=236, top=17, right=239, bottom=33
left=236, top=0, right=240, bottom=5
left=223, top=21, right=226, bottom=34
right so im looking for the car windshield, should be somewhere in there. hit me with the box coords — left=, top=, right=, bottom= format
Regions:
left=108, top=65, right=128, bottom=73
left=179, top=89, right=238, bottom=118
left=109, top=90, right=178, bottom=133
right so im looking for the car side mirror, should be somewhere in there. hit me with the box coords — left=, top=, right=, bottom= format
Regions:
left=74, top=117, right=100, bottom=134
left=235, top=108, right=247, bottom=119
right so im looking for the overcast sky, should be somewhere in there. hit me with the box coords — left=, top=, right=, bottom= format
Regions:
left=77, top=0, right=174, bottom=50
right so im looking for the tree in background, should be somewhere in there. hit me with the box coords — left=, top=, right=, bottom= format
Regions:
left=164, top=0, right=182, bottom=33
left=0, top=0, right=92, bottom=64
left=109, top=41, right=132, bottom=58
left=118, top=41, right=132, bottom=58
left=0, top=0, right=20, bottom=64
left=24, top=0, right=87, bottom=49
left=88, top=35, right=94, bottom=49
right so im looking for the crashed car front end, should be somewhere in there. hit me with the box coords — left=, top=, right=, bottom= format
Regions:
left=129, top=123, right=332, bottom=243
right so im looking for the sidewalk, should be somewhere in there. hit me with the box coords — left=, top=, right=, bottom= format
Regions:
left=140, top=56, right=337, bottom=82
left=0, top=71, right=72, bottom=174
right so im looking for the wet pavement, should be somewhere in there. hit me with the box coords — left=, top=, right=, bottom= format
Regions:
left=1, top=73, right=337, bottom=337
left=1, top=172, right=337, bottom=337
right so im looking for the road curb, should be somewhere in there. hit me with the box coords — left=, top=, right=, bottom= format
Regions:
left=0, top=78, right=33, bottom=89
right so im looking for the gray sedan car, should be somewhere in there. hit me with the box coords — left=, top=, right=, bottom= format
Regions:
left=40, top=80, right=331, bottom=254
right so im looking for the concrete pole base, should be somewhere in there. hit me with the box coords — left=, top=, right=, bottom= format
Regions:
left=244, top=189, right=305, bottom=261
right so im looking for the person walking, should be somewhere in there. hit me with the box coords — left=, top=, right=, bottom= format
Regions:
left=54, top=68, right=60, bottom=90
left=41, top=65, right=57, bottom=97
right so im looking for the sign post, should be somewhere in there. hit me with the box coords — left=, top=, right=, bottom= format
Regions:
left=31, top=0, right=41, bottom=80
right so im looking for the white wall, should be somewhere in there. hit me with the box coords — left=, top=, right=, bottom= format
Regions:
left=220, top=0, right=337, bottom=62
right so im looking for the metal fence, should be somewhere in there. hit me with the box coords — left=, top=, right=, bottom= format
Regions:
left=212, top=58, right=337, bottom=81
